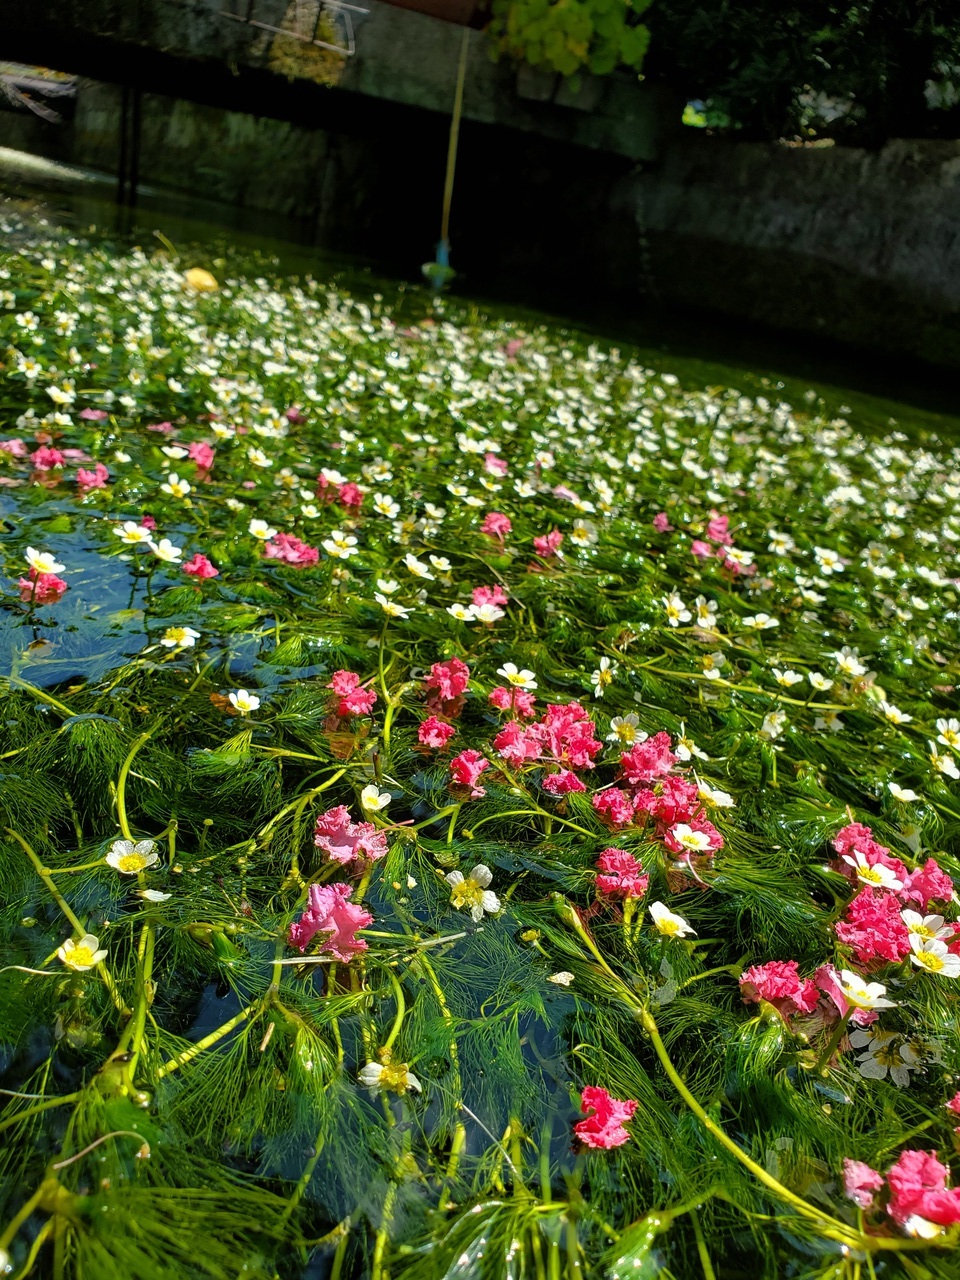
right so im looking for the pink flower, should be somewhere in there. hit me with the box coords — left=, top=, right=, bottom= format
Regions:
left=835, top=835, right=909, bottom=892
left=263, top=533, right=320, bottom=566
left=573, top=1085, right=637, bottom=1150
left=620, top=732, right=677, bottom=786
left=533, top=530, right=564, bottom=558
left=484, top=452, right=508, bottom=476
left=30, top=446, right=65, bottom=471
left=18, top=571, right=67, bottom=604
left=843, top=1159, right=885, bottom=1210
left=690, top=539, right=713, bottom=561
left=288, top=882, right=373, bottom=960
left=0, top=438, right=28, bottom=456
left=740, top=960, right=819, bottom=1021
left=481, top=512, right=512, bottom=542
left=76, top=462, right=109, bottom=492
left=418, top=715, right=456, bottom=750
left=633, top=776, right=700, bottom=827
left=285, top=405, right=305, bottom=423
left=592, top=787, right=636, bottom=828
left=901, top=859, right=955, bottom=910
left=146, top=421, right=174, bottom=434
left=426, top=658, right=470, bottom=702
left=832, top=823, right=878, bottom=859
left=535, top=703, right=602, bottom=771
left=182, top=552, right=219, bottom=579
left=652, top=512, right=673, bottom=533
left=141, top=515, right=157, bottom=531
left=541, top=768, right=586, bottom=795
left=835, top=889, right=911, bottom=964
left=79, top=408, right=109, bottom=421
left=595, top=849, right=648, bottom=899
left=449, top=749, right=490, bottom=799
left=327, top=670, right=377, bottom=717
left=947, top=1092, right=960, bottom=1117
left=313, top=806, right=388, bottom=867
left=472, top=584, right=508, bottom=608
left=705, top=511, right=733, bottom=546
left=814, top=964, right=878, bottom=1028
left=338, top=482, right=364, bottom=509
left=188, top=441, right=216, bottom=471
left=886, top=1149, right=960, bottom=1228
left=493, top=721, right=541, bottom=767
left=488, top=686, right=537, bottom=717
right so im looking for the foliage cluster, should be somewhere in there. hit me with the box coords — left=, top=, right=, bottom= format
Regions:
left=646, top=0, right=960, bottom=142
left=0, top=212, right=957, bottom=1280
left=488, top=0, right=651, bottom=81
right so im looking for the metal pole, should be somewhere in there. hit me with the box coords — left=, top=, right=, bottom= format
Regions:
left=439, top=28, right=470, bottom=249
left=117, top=84, right=130, bottom=205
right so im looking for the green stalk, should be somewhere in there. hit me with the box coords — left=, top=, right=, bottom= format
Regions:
left=115, top=731, right=153, bottom=840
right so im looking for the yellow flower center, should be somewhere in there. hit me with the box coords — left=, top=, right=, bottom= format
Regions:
left=615, top=724, right=636, bottom=743
left=915, top=951, right=945, bottom=973
left=67, top=945, right=96, bottom=968
left=450, top=880, right=484, bottom=911
left=379, top=1062, right=414, bottom=1094
left=117, top=853, right=148, bottom=873
left=658, top=919, right=680, bottom=937
left=858, top=866, right=884, bottom=884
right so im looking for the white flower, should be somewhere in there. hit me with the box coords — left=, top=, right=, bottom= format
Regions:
left=247, top=446, right=273, bottom=467
left=850, top=1028, right=919, bottom=1087
left=814, top=711, right=845, bottom=734
left=669, top=824, right=712, bottom=852
left=834, top=646, right=867, bottom=677
left=160, top=625, right=200, bottom=649
left=429, top=555, right=452, bottom=573
left=888, top=782, right=919, bottom=803
left=675, top=729, right=708, bottom=762
left=928, top=741, right=960, bottom=779
left=936, top=718, right=960, bottom=750
left=909, top=935, right=960, bottom=978
left=360, top=784, right=392, bottom=813
left=547, top=971, right=575, bottom=986
left=838, top=970, right=896, bottom=1009
left=695, top=653, right=724, bottom=684
left=470, top=602, right=504, bottom=623
left=148, top=538, right=183, bottom=564
left=649, top=901, right=696, bottom=938
left=106, top=839, right=159, bottom=875
left=694, top=596, right=719, bottom=627
left=446, top=603, right=475, bottom=621
left=249, top=518, right=277, bottom=540
left=58, top=933, right=108, bottom=971
left=496, top=662, right=537, bottom=691
left=322, top=531, right=359, bottom=559
left=901, top=910, right=952, bottom=943
left=162, top=445, right=189, bottom=460
left=358, top=1060, right=422, bottom=1095
left=140, top=889, right=172, bottom=903
left=228, top=689, right=261, bottom=715
left=814, top=547, right=844, bottom=574
left=606, top=713, right=646, bottom=745
left=113, top=521, right=153, bottom=545
left=663, top=594, right=691, bottom=627
left=698, top=782, right=735, bottom=808
left=743, top=613, right=778, bottom=631
left=446, top=864, right=500, bottom=922
left=25, top=547, right=64, bottom=575
left=590, top=657, right=617, bottom=698
left=372, top=494, right=400, bottom=518
left=376, top=594, right=413, bottom=618
left=160, top=473, right=191, bottom=499
left=569, top=519, right=598, bottom=547
left=808, top=672, right=833, bottom=691
left=879, top=701, right=912, bottom=725
left=772, top=668, right=803, bottom=687
left=841, top=849, right=904, bottom=891
left=403, top=553, right=434, bottom=580
left=759, top=711, right=787, bottom=741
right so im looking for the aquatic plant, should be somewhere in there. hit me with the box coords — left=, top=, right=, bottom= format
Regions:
left=0, top=211, right=958, bottom=1278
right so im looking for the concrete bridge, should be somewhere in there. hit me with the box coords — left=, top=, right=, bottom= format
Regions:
left=2, top=0, right=666, bottom=166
